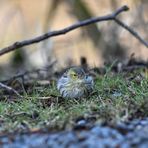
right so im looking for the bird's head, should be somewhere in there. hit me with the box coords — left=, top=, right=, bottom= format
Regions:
left=61, top=67, right=88, bottom=86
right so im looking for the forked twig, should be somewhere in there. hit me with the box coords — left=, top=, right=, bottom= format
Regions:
left=0, top=5, right=147, bottom=57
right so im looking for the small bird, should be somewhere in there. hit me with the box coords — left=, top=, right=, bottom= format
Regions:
left=57, top=67, right=94, bottom=99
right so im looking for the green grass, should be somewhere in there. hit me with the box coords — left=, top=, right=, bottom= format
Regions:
left=0, top=70, right=148, bottom=133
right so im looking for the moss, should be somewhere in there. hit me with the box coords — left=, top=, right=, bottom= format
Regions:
left=0, top=70, right=147, bottom=133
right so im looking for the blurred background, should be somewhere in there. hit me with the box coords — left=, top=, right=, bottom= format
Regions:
left=0, top=0, right=147, bottom=79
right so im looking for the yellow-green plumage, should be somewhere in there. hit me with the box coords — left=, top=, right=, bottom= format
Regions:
left=57, top=67, right=94, bottom=99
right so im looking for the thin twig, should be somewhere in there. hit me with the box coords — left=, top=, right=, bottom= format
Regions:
left=114, top=18, right=148, bottom=47
left=0, top=82, right=22, bottom=98
left=1, top=60, right=57, bottom=83
left=0, top=5, right=147, bottom=57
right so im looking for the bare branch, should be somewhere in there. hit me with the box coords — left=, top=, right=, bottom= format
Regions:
left=0, top=82, right=22, bottom=98
left=1, top=60, right=57, bottom=83
left=114, top=18, right=148, bottom=47
left=0, top=5, right=147, bottom=57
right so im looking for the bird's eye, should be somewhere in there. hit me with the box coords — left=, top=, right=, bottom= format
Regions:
left=73, top=73, right=77, bottom=77
left=71, top=73, right=78, bottom=78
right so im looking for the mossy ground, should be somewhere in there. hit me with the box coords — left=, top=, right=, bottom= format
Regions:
left=0, top=68, right=148, bottom=134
